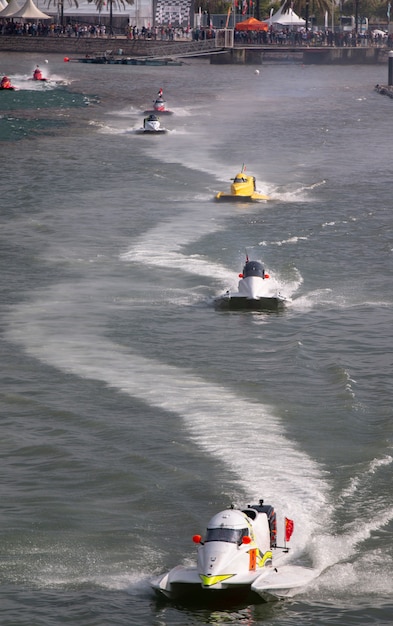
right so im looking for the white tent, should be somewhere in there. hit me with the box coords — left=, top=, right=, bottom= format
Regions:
left=267, top=3, right=305, bottom=26
left=0, top=0, right=7, bottom=10
left=0, top=0, right=22, bottom=17
left=34, top=0, right=152, bottom=22
left=8, top=0, right=52, bottom=19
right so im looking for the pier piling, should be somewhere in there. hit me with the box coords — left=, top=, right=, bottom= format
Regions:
left=389, top=51, right=393, bottom=86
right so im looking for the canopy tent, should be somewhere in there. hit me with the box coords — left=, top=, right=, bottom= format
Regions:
left=235, top=17, right=269, bottom=31
left=34, top=0, right=151, bottom=19
left=0, top=0, right=22, bottom=17
left=0, top=0, right=7, bottom=10
left=267, top=4, right=305, bottom=26
left=7, top=0, right=52, bottom=19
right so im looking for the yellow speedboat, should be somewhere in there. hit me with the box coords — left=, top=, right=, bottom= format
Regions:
left=215, top=169, right=270, bottom=202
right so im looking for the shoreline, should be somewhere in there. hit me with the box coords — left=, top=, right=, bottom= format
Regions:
left=0, top=36, right=389, bottom=64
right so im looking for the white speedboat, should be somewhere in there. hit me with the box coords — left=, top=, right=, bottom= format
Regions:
left=215, top=257, right=287, bottom=312
left=136, top=114, right=167, bottom=135
left=151, top=499, right=317, bottom=603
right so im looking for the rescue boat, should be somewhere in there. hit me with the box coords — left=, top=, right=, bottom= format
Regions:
left=135, top=114, right=168, bottom=135
left=215, top=257, right=287, bottom=312
left=215, top=167, right=270, bottom=202
left=151, top=499, right=317, bottom=603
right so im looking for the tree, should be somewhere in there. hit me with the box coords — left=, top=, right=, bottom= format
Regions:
left=341, top=0, right=388, bottom=22
left=45, top=0, right=79, bottom=26
left=87, top=0, right=134, bottom=34
left=283, top=0, right=334, bottom=23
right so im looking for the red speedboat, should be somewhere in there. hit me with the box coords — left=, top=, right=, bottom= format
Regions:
left=144, top=89, right=173, bottom=115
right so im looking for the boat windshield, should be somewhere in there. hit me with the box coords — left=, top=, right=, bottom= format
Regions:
left=205, top=527, right=249, bottom=543
left=243, top=261, right=264, bottom=279
left=233, top=175, right=247, bottom=183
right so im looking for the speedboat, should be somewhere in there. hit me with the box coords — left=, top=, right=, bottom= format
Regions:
left=32, top=67, right=47, bottom=81
left=136, top=114, right=167, bottom=135
left=151, top=499, right=317, bottom=603
left=215, top=257, right=287, bottom=312
left=0, top=76, right=16, bottom=90
left=144, top=90, right=173, bottom=115
left=215, top=168, right=270, bottom=202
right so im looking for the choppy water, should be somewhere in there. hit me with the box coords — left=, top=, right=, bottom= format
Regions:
left=1, top=50, right=393, bottom=625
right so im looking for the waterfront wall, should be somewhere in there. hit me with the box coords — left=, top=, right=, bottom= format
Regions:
left=0, top=36, right=389, bottom=64
left=210, top=46, right=387, bottom=65
left=302, top=46, right=386, bottom=64
left=0, top=36, right=175, bottom=57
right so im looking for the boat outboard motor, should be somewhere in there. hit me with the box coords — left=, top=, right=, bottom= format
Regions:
left=242, top=261, right=265, bottom=280
left=244, top=500, right=277, bottom=548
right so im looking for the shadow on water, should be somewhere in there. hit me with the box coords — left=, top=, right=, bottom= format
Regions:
left=0, top=87, right=98, bottom=141
left=153, top=590, right=287, bottom=625
left=0, top=116, right=69, bottom=142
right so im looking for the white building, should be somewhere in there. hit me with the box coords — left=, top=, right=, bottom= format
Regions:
left=34, top=0, right=193, bottom=28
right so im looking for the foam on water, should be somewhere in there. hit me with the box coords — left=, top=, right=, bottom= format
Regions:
left=120, top=216, right=300, bottom=300
left=3, top=61, right=393, bottom=616
left=6, top=297, right=329, bottom=558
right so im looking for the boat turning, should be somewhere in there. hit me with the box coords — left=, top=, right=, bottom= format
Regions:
left=215, top=167, right=270, bottom=202
left=215, top=257, right=287, bottom=311
left=152, top=499, right=317, bottom=603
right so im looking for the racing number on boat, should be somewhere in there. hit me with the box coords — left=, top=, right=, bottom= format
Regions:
left=249, top=548, right=257, bottom=571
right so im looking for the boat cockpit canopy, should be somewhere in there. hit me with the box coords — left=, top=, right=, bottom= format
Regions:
left=205, top=527, right=249, bottom=544
left=243, top=261, right=265, bottom=279
left=233, top=174, right=248, bottom=183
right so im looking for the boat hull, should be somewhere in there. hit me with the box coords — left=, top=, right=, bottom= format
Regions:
left=215, top=191, right=270, bottom=202
left=215, top=295, right=286, bottom=312
left=153, top=563, right=316, bottom=605
left=135, top=129, right=167, bottom=134
left=143, top=109, right=173, bottom=115
left=154, top=581, right=263, bottom=606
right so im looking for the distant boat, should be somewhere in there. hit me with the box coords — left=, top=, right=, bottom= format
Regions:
left=143, top=90, right=174, bottom=115
left=71, top=54, right=182, bottom=66
left=135, top=114, right=168, bottom=135
left=215, top=166, right=270, bottom=202
left=215, top=257, right=287, bottom=312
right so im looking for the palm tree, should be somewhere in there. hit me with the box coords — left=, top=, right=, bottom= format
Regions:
left=279, top=0, right=334, bottom=23
left=88, top=0, right=134, bottom=35
left=45, top=0, right=79, bottom=26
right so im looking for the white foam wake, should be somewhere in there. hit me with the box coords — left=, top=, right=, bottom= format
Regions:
left=6, top=291, right=328, bottom=555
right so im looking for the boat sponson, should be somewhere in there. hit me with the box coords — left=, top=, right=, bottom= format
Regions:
left=143, top=109, right=173, bottom=115
left=215, top=192, right=270, bottom=202
left=215, top=296, right=285, bottom=312
left=135, top=129, right=167, bottom=134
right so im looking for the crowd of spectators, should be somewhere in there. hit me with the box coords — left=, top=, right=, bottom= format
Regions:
left=1, top=17, right=392, bottom=49
left=234, top=26, right=392, bottom=47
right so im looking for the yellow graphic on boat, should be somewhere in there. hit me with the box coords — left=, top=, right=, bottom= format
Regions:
left=257, top=549, right=273, bottom=567
left=199, top=573, right=235, bottom=586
